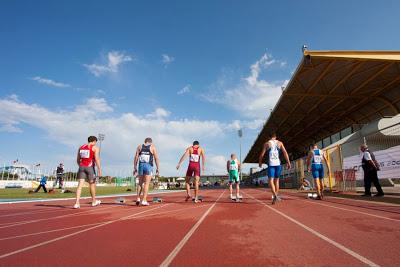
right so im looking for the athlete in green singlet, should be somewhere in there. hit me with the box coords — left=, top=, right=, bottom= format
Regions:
left=227, top=153, right=242, bottom=200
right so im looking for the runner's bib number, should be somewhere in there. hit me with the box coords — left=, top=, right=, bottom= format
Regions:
left=313, top=155, right=322, bottom=164
left=270, top=150, right=279, bottom=160
left=190, top=154, right=200, bottom=162
left=79, top=149, right=90, bottom=159
left=230, top=161, right=238, bottom=171
left=139, top=154, right=150, bottom=163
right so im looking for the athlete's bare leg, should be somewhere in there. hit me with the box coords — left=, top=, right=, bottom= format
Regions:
left=316, top=178, right=324, bottom=197
left=74, top=179, right=85, bottom=205
left=185, top=177, right=191, bottom=199
left=274, top=179, right=280, bottom=195
left=269, top=178, right=277, bottom=197
left=194, top=176, right=200, bottom=199
left=137, top=177, right=144, bottom=199
left=236, top=182, right=240, bottom=197
left=229, top=182, right=233, bottom=197
left=89, top=182, right=96, bottom=203
left=142, top=175, right=152, bottom=202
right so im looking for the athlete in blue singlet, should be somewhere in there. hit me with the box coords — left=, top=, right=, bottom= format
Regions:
left=259, top=133, right=291, bottom=204
left=306, top=143, right=330, bottom=200
left=134, top=137, right=160, bottom=206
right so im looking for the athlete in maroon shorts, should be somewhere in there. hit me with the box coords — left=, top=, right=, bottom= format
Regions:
left=176, top=141, right=206, bottom=203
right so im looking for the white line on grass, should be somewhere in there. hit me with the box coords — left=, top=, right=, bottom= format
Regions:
left=159, top=190, right=225, bottom=267
left=244, top=192, right=380, bottom=267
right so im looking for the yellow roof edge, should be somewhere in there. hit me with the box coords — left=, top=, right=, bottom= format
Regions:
left=303, top=50, right=400, bottom=61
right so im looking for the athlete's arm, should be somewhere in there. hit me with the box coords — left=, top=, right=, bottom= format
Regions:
left=258, top=142, right=268, bottom=168
left=152, top=145, right=160, bottom=176
left=201, top=148, right=206, bottom=172
left=306, top=152, right=312, bottom=172
left=76, top=149, right=81, bottom=166
left=93, top=146, right=102, bottom=177
left=238, top=160, right=241, bottom=172
left=322, top=152, right=331, bottom=174
left=133, top=145, right=141, bottom=175
left=280, top=143, right=291, bottom=169
left=226, top=160, right=230, bottom=173
left=176, top=147, right=190, bottom=170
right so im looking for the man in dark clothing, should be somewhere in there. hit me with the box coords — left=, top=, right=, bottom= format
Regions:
left=360, top=144, right=384, bottom=197
left=35, top=176, right=48, bottom=193
left=55, top=163, right=64, bottom=189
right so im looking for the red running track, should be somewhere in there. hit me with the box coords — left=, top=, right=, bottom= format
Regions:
left=0, top=188, right=399, bottom=267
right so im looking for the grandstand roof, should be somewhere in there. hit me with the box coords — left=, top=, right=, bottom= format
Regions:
left=244, top=50, right=400, bottom=163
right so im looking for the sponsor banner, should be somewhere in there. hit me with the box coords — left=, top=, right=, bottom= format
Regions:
left=343, top=145, right=400, bottom=180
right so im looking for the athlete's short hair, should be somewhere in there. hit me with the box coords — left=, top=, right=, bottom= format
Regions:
left=270, top=133, right=277, bottom=138
left=88, top=136, right=98, bottom=143
left=231, top=153, right=236, bottom=159
left=193, top=141, right=199, bottom=146
left=145, top=137, right=152, bottom=143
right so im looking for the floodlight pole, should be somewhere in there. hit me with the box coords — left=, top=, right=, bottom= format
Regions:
left=238, top=129, right=243, bottom=182
left=98, top=133, right=105, bottom=157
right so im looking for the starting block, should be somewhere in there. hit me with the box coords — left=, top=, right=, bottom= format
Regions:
left=152, top=197, right=163, bottom=203
left=116, top=197, right=125, bottom=204
left=306, top=193, right=319, bottom=199
left=231, top=196, right=243, bottom=202
left=192, top=196, right=203, bottom=202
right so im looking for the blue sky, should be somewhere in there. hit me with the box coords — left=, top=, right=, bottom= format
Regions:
left=1, top=0, right=399, bottom=176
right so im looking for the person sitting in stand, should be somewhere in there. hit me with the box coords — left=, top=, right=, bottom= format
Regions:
left=299, top=178, right=311, bottom=191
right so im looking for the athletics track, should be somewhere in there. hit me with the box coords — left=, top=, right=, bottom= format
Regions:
left=0, top=188, right=399, bottom=266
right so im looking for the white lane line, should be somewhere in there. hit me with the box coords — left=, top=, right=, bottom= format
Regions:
left=0, top=207, right=75, bottom=218
left=160, top=191, right=225, bottom=267
left=297, top=197, right=400, bottom=223
left=0, top=190, right=184, bottom=205
left=244, top=192, right=380, bottom=267
left=0, top=204, right=167, bottom=259
left=0, top=204, right=210, bottom=241
left=0, top=205, right=116, bottom=229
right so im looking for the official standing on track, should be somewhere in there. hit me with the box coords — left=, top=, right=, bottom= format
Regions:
left=258, top=133, right=290, bottom=204
left=133, top=137, right=160, bottom=206
left=73, top=136, right=102, bottom=209
left=360, top=144, right=384, bottom=197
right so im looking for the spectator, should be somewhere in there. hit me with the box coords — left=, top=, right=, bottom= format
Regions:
left=299, top=178, right=311, bottom=191
left=360, top=144, right=384, bottom=197
left=35, top=176, right=48, bottom=193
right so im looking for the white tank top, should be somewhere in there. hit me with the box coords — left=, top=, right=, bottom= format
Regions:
left=229, top=159, right=239, bottom=171
left=268, top=140, right=281, bottom=166
left=312, top=149, right=323, bottom=165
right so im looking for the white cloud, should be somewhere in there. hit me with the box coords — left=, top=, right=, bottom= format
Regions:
left=84, top=51, right=133, bottom=77
left=0, top=96, right=228, bottom=176
left=31, top=76, right=70, bottom=88
left=146, top=107, right=171, bottom=119
left=161, top=54, right=175, bottom=67
left=202, top=53, right=288, bottom=120
left=177, top=84, right=191, bottom=95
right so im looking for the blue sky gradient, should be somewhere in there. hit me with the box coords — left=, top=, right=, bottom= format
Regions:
left=1, top=1, right=399, bottom=175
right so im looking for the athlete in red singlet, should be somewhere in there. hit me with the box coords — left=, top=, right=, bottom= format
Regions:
left=176, top=141, right=206, bottom=203
left=73, top=135, right=102, bottom=209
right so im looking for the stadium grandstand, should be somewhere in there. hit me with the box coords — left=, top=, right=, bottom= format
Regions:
left=245, top=50, right=400, bottom=190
